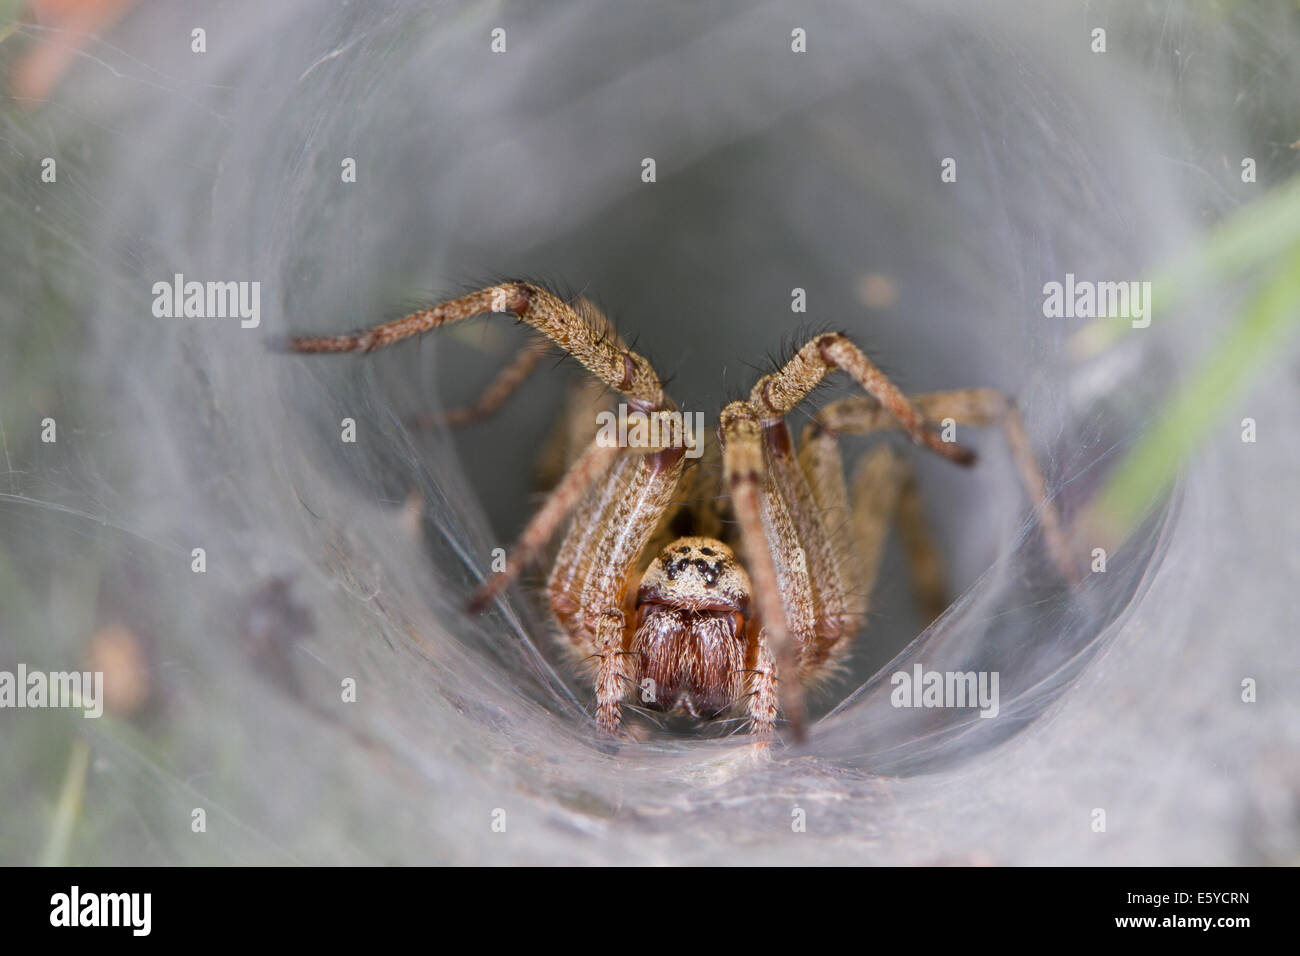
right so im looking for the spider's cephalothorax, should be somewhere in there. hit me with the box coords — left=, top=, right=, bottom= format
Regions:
left=287, top=280, right=1079, bottom=750
left=632, top=538, right=752, bottom=719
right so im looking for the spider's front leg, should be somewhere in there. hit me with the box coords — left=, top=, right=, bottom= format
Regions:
left=547, top=446, right=686, bottom=735
left=721, top=333, right=981, bottom=742
left=286, top=281, right=666, bottom=410
left=720, top=402, right=814, bottom=741
left=287, top=280, right=684, bottom=613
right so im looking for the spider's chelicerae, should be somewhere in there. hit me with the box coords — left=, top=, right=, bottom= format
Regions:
left=289, top=281, right=1077, bottom=748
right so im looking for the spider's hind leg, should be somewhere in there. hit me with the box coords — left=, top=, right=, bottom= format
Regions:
left=809, top=387, right=1080, bottom=581
left=846, top=444, right=949, bottom=628
left=413, top=336, right=550, bottom=429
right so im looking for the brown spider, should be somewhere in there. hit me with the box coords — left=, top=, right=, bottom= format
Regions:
left=287, top=281, right=1077, bottom=748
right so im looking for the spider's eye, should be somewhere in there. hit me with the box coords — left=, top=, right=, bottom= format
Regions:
left=699, top=547, right=716, bottom=556
left=677, top=546, right=691, bottom=554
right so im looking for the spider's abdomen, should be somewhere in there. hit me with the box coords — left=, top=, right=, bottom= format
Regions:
left=632, top=538, right=752, bottom=718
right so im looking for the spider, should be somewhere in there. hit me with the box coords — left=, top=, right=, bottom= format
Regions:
left=287, top=281, right=1077, bottom=748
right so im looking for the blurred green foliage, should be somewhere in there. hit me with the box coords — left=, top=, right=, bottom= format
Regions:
left=1085, top=175, right=1300, bottom=541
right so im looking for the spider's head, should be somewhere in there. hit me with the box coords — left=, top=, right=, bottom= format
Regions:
left=631, top=538, right=753, bottom=718
left=637, top=538, right=751, bottom=613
